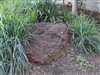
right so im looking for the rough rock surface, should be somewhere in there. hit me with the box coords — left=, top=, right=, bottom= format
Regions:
left=26, top=22, right=69, bottom=65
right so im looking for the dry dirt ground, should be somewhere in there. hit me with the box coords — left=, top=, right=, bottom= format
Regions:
left=31, top=44, right=100, bottom=75
left=30, top=5, right=100, bottom=75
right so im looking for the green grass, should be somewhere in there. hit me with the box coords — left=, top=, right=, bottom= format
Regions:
left=0, top=0, right=37, bottom=75
left=64, top=11, right=75, bottom=23
left=68, top=14, right=100, bottom=55
left=75, top=54, right=89, bottom=72
left=36, top=0, right=63, bottom=23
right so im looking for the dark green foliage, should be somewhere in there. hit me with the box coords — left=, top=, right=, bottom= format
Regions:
left=64, top=11, right=75, bottom=23
left=0, top=0, right=37, bottom=75
left=68, top=14, right=100, bottom=54
left=0, top=15, right=32, bottom=75
left=36, top=0, right=63, bottom=23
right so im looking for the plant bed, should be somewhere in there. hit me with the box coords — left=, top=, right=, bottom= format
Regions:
left=30, top=3, right=100, bottom=75
left=0, top=1, right=100, bottom=75
left=31, top=44, right=100, bottom=75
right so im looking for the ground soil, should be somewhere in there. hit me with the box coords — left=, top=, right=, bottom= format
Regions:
left=31, top=44, right=100, bottom=75
left=30, top=5, right=100, bottom=75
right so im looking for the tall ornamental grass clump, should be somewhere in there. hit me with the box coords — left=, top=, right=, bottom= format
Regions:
left=64, top=11, right=75, bottom=23
left=68, top=14, right=100, bottom=55
left=36, top=0, right=63, bottom=23
left=0, top=0, right=37, bottom=75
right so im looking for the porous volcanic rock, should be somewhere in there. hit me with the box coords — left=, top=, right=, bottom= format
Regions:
left=26, top=22, right=69, bottom=65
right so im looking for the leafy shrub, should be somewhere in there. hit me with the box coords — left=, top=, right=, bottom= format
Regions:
left=0, top=0, right=37, bottom=75
left=68, top=14, right=100, bottom=54
left=36, top=0, right=63, bottom=23
left=0, top=14, right=31, bottom=75
left=64, top=11, right=75, bottom=23
left=75, top=54, right=89, bottom=72
left=0, top=0, right=37, bottom=23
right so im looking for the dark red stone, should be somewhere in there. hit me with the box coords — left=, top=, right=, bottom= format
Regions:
left=26, top=22, right=69, bottom=65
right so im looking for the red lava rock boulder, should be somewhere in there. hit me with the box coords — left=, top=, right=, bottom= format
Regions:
left=26, top=22, right=69, bottom=65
